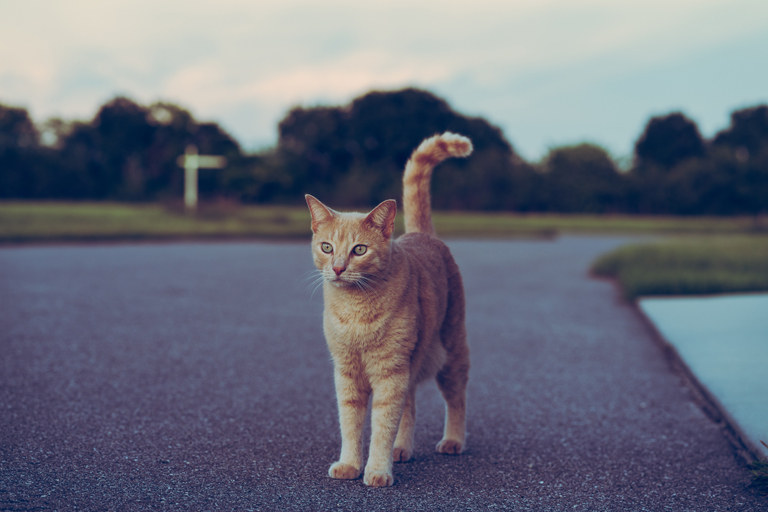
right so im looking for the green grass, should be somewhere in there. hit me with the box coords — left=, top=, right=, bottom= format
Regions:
left=2, top=201, right=767, bottom=243
left=433, top=211, right=768, bottom=237
left=751, top=442, right=768, bottom=495
left=0, top=201, right=313, bottom=242
left=751, top=461, right=768, bottom=495
left=591, top=235, right=768, bottom=299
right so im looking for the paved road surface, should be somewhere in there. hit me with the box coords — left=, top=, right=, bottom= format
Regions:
left=1, top=238, right=763, bottom=510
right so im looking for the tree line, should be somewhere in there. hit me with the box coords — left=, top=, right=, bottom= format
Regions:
left=1, top=88, right=767, bottom=215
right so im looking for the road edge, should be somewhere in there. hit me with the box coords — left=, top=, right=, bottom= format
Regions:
left=633, top=302, right=762, bottom=464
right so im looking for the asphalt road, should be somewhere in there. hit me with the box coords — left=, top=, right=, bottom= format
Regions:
left=0, top=237, right=763, bottom=511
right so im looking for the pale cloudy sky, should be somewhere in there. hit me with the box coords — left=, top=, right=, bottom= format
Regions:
left=1, top=0, right=767, bottom=161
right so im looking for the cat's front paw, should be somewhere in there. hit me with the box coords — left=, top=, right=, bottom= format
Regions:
left=329, top=462, right=361, bottom=480
left=364, top=469, right=394, bottom=487
left=393, top=446, right=412, bottom=462
left=436, top=438, right=464, bottom=455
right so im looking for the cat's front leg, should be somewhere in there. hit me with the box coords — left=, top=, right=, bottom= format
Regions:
left=364, top=374, right=409, bottom=487
left=329, top=369, right=369, bottom=480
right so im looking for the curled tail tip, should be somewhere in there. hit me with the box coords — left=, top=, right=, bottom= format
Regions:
left=403, top=132, right=472, bottom=235
left=438, top=132, right=473, bottom=158
left=410, top=132, right=473, bottom=168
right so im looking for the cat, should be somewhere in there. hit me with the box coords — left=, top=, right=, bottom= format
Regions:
left=305, top=132, right=472, bottom=487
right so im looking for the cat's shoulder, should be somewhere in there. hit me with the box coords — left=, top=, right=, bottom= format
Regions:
left=396, top=231, right=444, bottom=249
left=395, top=232, right=455, bottom=263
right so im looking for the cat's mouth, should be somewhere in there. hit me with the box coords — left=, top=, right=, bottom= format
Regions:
left=329, top=275, right=352, bottom=287
left=326, top=273, right=360, bottom=287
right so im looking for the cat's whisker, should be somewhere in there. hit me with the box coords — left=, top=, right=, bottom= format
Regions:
left=356, top=273, right=379, bottom=286
left=299, top=269, right=329, bottom=303
left=302, top=280, right=323, bottom=297
left=308, top=279, right=326, bottom=301
left=354, top=277, right=381, bottom=307
left=357, top=275, right=383, bottom=302
left=299, top=270, right=325, bottom=292
left=303, top=276, right=324, bottom=293
left=297, top=269, right=322, bottom=283
left=357, top=279, right=380, bottom=300
left=352, top=280, right=372, bottom=306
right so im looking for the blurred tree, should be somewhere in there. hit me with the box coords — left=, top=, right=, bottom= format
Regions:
left=706, top=104, right=768, bottom=216
left=539, top=144, right=625, bottom=213
left=711, top=104, right=768, bottom=161
left=53, top=97, right=248, bottom=201
left=195, top=122, right=245, bottom=199
left=634, top=112, right=705, bottom=170
left=55, top=97, right=155, bottom=199
left=274, top=88, right=529, bottom=210
left=39, top=118, right=75, bottom=149
left=4, top=93, right=766, bottom=215
left=142, top=102, right=198, bottom=200
left=222, top=150, right=290, bottom=203
left=628, top=112, right=706, bottom=213
left=0, top=103, right=40, bottom=197
left=665, top=148, right=767, bottom=215
left=0, top=103, right=39, bottom=149
left=628, top=105, right=768, bottom=215
left=277, top=106, right=351, bottom=203
left=348, top=89, right=521, bottom=209
left=0, top=103, right=70, bottom=199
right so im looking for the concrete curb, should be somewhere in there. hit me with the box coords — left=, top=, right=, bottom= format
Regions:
left=634, top=302, right=763, bottom=464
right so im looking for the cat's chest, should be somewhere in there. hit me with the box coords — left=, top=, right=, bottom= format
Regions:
left=323, top=294, right=411, bottom=347
left=325, top=300, right=386, bottom=336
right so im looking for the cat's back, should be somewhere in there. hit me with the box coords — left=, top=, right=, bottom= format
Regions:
left=393, top=232, right=464, bottom=383
left=395, top=232, right=460, bottom=285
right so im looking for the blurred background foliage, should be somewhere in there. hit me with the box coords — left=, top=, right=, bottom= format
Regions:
left=2, top=88, right=767, bottom=215
left=591, top=236, right=768, bottom=299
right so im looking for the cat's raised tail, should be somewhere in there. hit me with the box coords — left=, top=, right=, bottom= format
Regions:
left=402, top=132, right=473, bottom=235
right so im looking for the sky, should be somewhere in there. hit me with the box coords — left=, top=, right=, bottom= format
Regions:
left=1, top=0, right=767, bottom=162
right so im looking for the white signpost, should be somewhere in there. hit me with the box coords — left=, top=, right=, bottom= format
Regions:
left=176, top=144, right=227, bottom=211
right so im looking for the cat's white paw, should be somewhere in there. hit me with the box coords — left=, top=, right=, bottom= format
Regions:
left=328, top=462, right=361, bottom=480
left=436, top=438, right=463, bottom=455
left=393, top=446, right=412, bottom=462
left=364, top=469, right=394, bottom=487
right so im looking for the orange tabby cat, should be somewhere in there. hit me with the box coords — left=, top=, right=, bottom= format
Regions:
left=305, top=132, right=472, bottom=487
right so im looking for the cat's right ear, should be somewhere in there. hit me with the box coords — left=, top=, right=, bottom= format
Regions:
left=305, top=194, right=335, bottom=233
left=362, top=199, right=397, bottom=239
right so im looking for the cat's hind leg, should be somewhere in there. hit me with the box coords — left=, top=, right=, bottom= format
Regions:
left=436, top=279, right=469, bottom=455
left=435, top=352, right=468, bottom=454
left=393, top=388, right=416, bottom=462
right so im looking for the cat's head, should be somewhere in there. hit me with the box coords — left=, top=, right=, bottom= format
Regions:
left=305, top=194, right=397, bottom=288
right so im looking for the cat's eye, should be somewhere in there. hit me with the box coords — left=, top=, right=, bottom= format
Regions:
left=321, top=242, right=333, bottom=254
left=353, top=245, right=367, bottom=256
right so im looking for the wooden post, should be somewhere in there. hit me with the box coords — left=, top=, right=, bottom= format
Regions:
left=176, top=145, right=227, bottom=212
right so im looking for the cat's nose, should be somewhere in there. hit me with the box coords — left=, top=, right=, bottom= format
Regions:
left=332, top=256, right=346, bottom=276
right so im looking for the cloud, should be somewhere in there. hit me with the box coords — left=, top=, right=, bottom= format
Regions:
left=1, top=0, right=767, bottom=156
left=163, top=51, right=451, bottom=108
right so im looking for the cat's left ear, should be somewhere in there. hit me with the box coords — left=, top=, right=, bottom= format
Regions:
left=363, top=199, right=397, bottom=239
left=305, top=194, right=336, bottom=233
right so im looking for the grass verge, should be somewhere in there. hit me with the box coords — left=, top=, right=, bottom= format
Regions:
left=0, top=201, right=312, bottom=243
left=591, top=235, right=768, bottom=299
left=2, top=201, right=767, bottom=243
left=751, top=461, right=768, bottom=495
left=750, top=442, right=768, bottom=495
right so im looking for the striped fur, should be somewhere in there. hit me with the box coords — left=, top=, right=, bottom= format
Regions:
left=304, top=133, right=472, bottom=487
left=402, top=132, right=473, bottom=235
